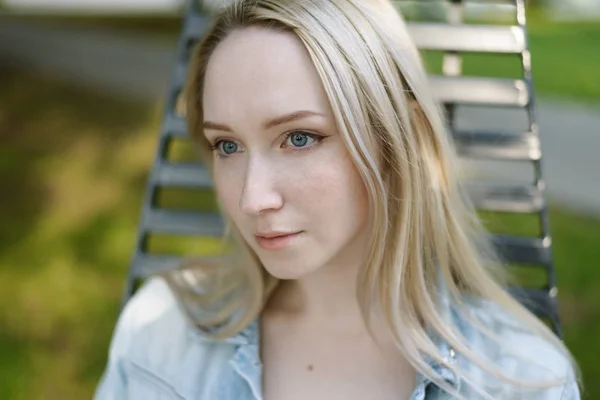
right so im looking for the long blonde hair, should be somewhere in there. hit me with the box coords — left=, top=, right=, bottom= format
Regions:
left=162, top=0, right=579, bottom=397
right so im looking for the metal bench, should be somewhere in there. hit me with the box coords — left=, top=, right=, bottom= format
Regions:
left=124, top=0, right=561, bottom=336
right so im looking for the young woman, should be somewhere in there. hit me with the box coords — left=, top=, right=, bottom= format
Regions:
left=94, top=0, right=581, bottom=399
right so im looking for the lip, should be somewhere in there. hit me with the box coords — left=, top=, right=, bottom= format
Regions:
left=255, top=231, right=302, bottom=250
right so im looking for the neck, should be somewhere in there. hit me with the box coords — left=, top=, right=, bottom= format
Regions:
left=264, top=232, right=374, bottom=332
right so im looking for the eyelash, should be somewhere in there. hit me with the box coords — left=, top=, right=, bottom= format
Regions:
left=210, top=130, right=326, bottom=158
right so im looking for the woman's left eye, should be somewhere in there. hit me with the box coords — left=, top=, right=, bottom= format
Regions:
left=283, top=131, right=322, bottom=149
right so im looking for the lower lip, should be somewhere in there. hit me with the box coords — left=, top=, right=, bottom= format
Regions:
left=255, top=232, right=302, bottom=250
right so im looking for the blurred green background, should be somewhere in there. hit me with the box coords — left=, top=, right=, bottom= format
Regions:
left=1, top=1, right=599, bottom=399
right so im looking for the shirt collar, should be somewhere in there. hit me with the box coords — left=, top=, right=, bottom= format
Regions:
left=224, top=318, right=260, bottom=345
left=226, top=317, right=460, bottom=400
left=228, top=319, right=262, bottom=399
left=414, top=328, right=460, bottom=398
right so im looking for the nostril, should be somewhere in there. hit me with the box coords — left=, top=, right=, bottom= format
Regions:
left=239, top=186, right=284, bottom=216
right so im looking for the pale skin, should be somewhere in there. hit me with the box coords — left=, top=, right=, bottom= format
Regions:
left=202, top=26, right=417, bottom=400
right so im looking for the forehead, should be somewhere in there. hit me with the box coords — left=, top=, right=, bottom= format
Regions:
left=202, top=26, right=332, bottom=123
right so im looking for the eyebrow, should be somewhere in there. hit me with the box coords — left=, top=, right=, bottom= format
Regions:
left=203, top=110, right=326, bottom=132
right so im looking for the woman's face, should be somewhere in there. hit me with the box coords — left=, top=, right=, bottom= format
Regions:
left=202, top=26, right=369, bottom=279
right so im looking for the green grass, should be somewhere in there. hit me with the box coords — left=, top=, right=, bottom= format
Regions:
left=0, top=67, right=159, bottom=399
left=527, top=17, right=600, bottom=103
left=1, top=62, right=599, bottom=399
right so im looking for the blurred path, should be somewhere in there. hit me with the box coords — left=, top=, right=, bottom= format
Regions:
left=1, top=19, right=599, bottom=215
left=0, top=18, right=178, bottom=98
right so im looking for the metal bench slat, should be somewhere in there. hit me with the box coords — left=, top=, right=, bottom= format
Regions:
left=132, top=253, right=229, bottom=278
left=466, top=183, right=544, bottom=213
left=453, top=130, right=540, bottom=161
left=154, top=163, right=212, bottom=188
left=409, top=24, right=525, bottom=53
left=172, top=63, right=189, bottom=89
left=144, top=209, right=224, bottom=236
left=399, top=1, right=517, bottom=25
left=491, top=235, right=552, bottom=265
left=164, top=114, right=188, bottom=138
left=398, top=0, right=517, bottom=5
left=183, top=12, right=211, bottom=41
left=507, top=286, right=559, bottom=320
left=430, top=76, right=529, bottom=106
left=132, top=254, right=182, bottom=277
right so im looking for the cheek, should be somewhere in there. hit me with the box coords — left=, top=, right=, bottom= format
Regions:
left=213, top=164, right=244, bottom=218
left=293, top=151, right=368, bottom=224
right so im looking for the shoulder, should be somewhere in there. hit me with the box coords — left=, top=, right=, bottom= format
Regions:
left=109, top=277, right=191, bottom=355
left=455, top=296, right=581, bottom=399
left=114, top=277, right=182, bottom=339
left=112, top=276, right=233, bottom=358
left=101, top=277, right=236, bottom=397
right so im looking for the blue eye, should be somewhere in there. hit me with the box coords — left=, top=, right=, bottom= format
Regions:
left=285, top=131, right=318, bottom=148
left=221, top=141, right=238, bottom=154
left=212, top=140, right=239, bottom=156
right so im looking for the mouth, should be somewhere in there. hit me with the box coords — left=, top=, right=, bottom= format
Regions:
left=254, top=231, right=303, bottom=251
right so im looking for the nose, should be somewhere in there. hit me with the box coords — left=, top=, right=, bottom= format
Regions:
left=239, top=156, right=283, bottom=216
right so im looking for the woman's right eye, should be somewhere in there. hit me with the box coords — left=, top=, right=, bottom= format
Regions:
left=212, top=140, right=240, bottom=157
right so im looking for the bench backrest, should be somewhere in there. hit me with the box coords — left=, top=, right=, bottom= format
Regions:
left=125, top=0, right=561, bottom=335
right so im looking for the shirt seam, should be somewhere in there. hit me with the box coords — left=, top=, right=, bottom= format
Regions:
left=125, top=359, right=188, bottom=400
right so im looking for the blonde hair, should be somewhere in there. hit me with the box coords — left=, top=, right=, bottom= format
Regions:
left=162, top=0, right=579, bottom=397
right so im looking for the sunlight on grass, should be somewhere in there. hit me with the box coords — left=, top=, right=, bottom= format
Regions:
left=1, top=66, right=599, bottom=399
left=0, top=67, right=157, bottom=399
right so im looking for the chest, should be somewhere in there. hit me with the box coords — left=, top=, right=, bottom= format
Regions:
left=260, top=328, right=417, bottom=400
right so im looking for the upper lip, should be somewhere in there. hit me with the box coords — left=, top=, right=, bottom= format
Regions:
left=255, top=231, right=301, bottom=239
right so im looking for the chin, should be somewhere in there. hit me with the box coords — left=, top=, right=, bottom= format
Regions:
left=261, top=259, right=319, bottom=280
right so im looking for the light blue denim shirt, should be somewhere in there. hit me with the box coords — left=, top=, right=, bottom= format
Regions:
left=94, top=278, right=580, bottom=400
